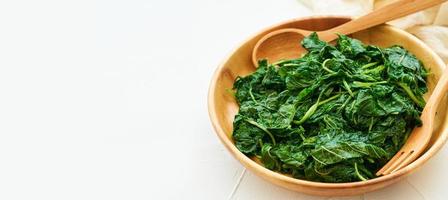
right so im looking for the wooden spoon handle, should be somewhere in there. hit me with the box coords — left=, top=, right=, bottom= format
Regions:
left=319, top=0, right=447, bottom=41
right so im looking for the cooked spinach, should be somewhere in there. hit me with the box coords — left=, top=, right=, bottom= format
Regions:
left=232, top=33, right=427, bottom=183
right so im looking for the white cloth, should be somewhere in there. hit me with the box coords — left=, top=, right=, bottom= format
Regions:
left=298, top=0, right=448, bottom=64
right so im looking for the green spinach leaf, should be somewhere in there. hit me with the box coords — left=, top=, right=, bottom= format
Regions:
left=232, top=33, right=427, bottom=183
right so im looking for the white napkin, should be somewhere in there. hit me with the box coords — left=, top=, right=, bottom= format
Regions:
left=298, top=0, right=448, bottom=64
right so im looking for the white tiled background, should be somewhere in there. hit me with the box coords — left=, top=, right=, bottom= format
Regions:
left=0, top=0, right=446, bottom=199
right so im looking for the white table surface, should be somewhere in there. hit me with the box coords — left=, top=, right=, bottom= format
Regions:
left=0, top=0, right=447, bottom=199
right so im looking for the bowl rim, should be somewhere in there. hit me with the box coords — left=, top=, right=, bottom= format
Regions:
left=208, top=15, right=448, bottom=188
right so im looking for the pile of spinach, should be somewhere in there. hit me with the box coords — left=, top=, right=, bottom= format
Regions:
left=232, top=33, right=427, bottom=182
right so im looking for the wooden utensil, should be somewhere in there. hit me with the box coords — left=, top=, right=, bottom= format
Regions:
left=252, top=0, right=447, bottom=67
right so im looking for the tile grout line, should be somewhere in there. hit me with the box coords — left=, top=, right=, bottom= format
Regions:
left=227, top=168, right=247, bottom=200
left=405, top=178, right=427, bottom=200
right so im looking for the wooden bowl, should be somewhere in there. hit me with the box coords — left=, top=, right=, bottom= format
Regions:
left=208, top=16, right=448, bottom=196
